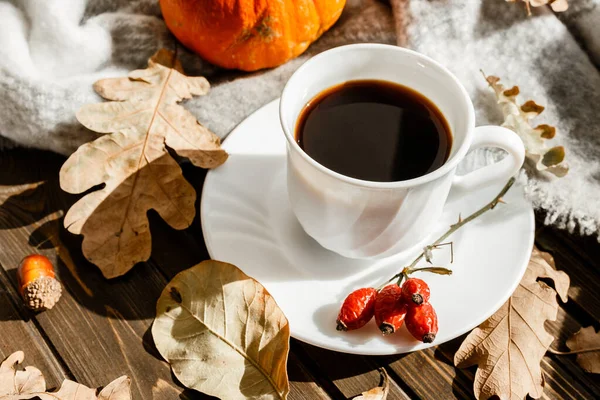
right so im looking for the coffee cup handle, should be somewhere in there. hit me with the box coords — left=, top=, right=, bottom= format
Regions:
left=452, top=125, right=525, bottom=192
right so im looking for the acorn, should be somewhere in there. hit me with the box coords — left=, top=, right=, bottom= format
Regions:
left=17, top=254, right=62, bottom=311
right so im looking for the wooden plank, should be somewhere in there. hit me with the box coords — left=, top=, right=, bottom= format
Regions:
left=382, top=330, right=600, bottom=400
left=0, top=150, right=70, bottom=390
left=287, top=352, right=332, bottom=400
left=3, top=148, right=600, bottom=400
left=541, top=355, right=599, bottom=400
left=379, top=338, right=475, bottom=400
left=0, top=150, right=185, bottom=398
left=0, top=269, right=68, bottom=390
left=534, top=224, right=600, bottom=396
left=296, top=342, right=412, bottom=399
left=0, top=150, right=331, bottom=399
left=535, top=224, right=600, bottom=322
left=535, top=216, right=600, bottom=270
left=544, top=306, right=600, bottom=397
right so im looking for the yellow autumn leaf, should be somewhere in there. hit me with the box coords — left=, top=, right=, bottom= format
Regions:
left=60, top=49, right=227, bottom=279
left=152, top=260, right=290, bottom=400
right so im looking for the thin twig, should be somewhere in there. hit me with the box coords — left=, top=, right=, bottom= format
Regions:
left=547, top=346, right=600, bottom=355
left=379, top=177, right=516, bottom=288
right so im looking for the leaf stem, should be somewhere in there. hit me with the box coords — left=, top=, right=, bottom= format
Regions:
left=381, top=177, right=516, bottom=287
left=547, top=346, right=600, bottom=355
left=409, top=266, right=453, bottom=275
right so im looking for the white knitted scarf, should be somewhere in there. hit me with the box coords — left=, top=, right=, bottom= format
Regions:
left=1, top=0, right=599, bottom=240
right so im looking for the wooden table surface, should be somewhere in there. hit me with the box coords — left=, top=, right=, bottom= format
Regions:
left=1, top=147, right=599, bottom=399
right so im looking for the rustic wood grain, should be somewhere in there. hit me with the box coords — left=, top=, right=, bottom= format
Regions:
left=0, top=150, right=332, bottom=400
left=295, top=342, right=412, bottom=399
left=0, top=150, right=187, bottom=398
left=380, top=340, right=476, bottom=400
left=536, top=224, right=600, bottom=322
left=536, top=225, right=600, bottom=398
left=2, top=148, right=600, bottom=400
left=0, top=271, right=68, bottom=391
left=287, top=352, right=333, bottom=400
left=541, top=356, right=598, bottom=399
left=545, top=306, right=600, bottom=397
left=0, top=152, right=70, bottom=391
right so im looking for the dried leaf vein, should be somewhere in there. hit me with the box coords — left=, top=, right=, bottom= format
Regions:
left=478, top=313, right=509, bottom=349
left=153, top=262, right=288, bottom=399
left=177, top=300, right=283, bottom=397
left=511, top=338, right=536, bottom=384
left=519, top=283, right=556, bottom=307
left=511, top=305, right=548, bottom=347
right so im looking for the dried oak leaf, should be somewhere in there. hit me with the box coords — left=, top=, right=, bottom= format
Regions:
left=152, top=260, right=290, bottom=400
left=352, top=368, right=389, bottom=400
left=506, top=0, right=568, bottom=15
left=483, top=73, right=568, bottom=177
left=0, top=351, right=45, bottom=396
left=0, top=351, right=131, bottom=399
left=454, top=246, right=570, bottom=400
left=60, top=49, right=227, bottom=279
left=566, top=326, right=600, bottom=374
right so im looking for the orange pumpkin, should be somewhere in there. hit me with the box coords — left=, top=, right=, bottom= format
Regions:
left=159, top=0, right=346, bottom=71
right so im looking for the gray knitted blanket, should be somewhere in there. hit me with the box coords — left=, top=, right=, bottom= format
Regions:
left=1, top=0, right=599, bottom=240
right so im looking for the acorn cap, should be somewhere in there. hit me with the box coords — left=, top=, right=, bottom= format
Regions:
left=21, top=276, right=62, bottom=311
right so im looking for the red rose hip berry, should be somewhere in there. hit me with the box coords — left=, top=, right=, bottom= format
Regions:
left=336, top=287, right=378, bottom=331
left=405, top=302, right=438, bottom=343
left=374, top=284, right=408, bottom=335
left=402, top=278, right=431, bottom=305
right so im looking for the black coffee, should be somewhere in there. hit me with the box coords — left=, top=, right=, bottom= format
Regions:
left=295, top=79, right=452, bottom=182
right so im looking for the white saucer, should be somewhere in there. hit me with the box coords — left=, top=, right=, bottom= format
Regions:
left=201, top=99, right=534, bottom=355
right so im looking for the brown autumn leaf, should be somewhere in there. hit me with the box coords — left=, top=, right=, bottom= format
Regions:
left=60, top=49, right=227, bottom=279
left=152, top=260, right=290, bottom=400
left=353, top=368, right=389, bottom=400
left=566, top=326, right=600, bottom=374
left=0, top=351, right=131, bottom=399
left=483, top=73, right=568, bottom=177
left=506, top=0, right=568, bottom=15
left=454, top=246, right=570, bottom=400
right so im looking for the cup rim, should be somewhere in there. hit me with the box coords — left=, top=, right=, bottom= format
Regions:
left=279, top=43, right=476, bottom=189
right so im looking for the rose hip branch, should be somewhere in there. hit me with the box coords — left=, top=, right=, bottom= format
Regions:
left=336, top=177, right=517, bottom=343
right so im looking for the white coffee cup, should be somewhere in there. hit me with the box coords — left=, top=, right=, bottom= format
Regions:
left=279, top=44, right=525, bottom=259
